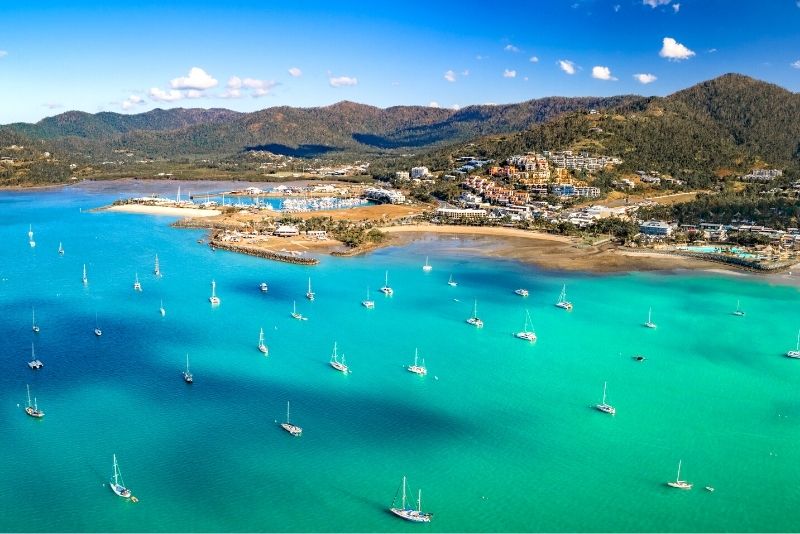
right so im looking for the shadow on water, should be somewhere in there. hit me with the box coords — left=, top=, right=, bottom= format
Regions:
left=244, top=144, right=340, bottom=158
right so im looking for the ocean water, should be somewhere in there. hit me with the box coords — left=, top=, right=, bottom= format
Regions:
left=2, top=182, right=800, bottom=532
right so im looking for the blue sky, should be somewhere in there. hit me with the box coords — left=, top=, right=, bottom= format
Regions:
left=1, top=0, right=799, bottom=123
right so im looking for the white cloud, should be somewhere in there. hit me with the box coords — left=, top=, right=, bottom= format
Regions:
left=0, top=50, right=7, bottom=58
left=227, top=76, right=242, bottom=89
left=121, top=95, right=145, bottom=110
left=529, top=56, right=539, bottom=63
left=504, top=44, right=519, bottom=53
left=450, top=104, right=460, bottom=110
left=462, top=69, right=470, bottom=76
left=222, top=77, right=276, bottom=98
left=558, top=59, right=576, bottom=75
left=633, top=73, right=657, bottom=84
left=503, top=69, right=517, bottom=78
left=475, top=54, right=485, bottom=60
left=707, top=48, right=718, bottom=53
left=43, top=102, right=64, bottom=110
left=792, top=60, right=800, bottom=69
left=186, top=90, right=203, bottom=99
left=613, top=4, right=621, bottom=11
left=391, top=81, right=400, bottom=86
left=672, top=3, right=680, bottom=12
left=659, top=37, right=695, bottom=60
left=329, top=75, right=358, bottom=87
left=149, top=87, right=184, bottom=102
left=169, top=67, right=218, bottom=90
left=444, top=69, right=456, bottom=82
left=288, top=67, right=302, bottom=77
left=643, top=0, right=671, bottom=6
left=220, top=88, right=242, bottom=99
left=428, top=101, right=440, bottom=108
left=591, top=66, right=616, bottom=80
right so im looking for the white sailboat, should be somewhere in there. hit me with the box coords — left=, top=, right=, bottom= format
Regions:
left=466, top=299, right=484, bottom=328
left=595, top=381, right=616, bottom=415
left=183, top=354, right=193, bottom=383
left=389, top=476, right=432, bottom=523
left=82, top=264, right=88, bottom=285
left=133, top=273, right=142, bottom=291
left=305, top=277, right=315, bottom=301
left=644, top=307, right=656, bottom=329
left=280, top=401, right=302, bottom=436
left=733, top=300, right=745, bottom=317
left=259, top=282, right=268, bottom=292
left=666, top=459, right=693, bottom=490
left=407, top=348, right=427, bottom=376
left=555, top=284, right=573, bottom=310
left=159, top=299, right=166, bottom=317
left=422, top=256, right=432, bottom=272
left=32, top=307, right=40, bottom=333
left=787, top=329, right=800, bottom=358
left=329, top=342, right=349, bottom=374
left=58, top=242, right=64, bottom=256
left=154, top=254, right=161, bottom=277
left=515, top=309, right=537, bottom=342
left=290, top=300, right=306, bottom=320
left=362, top=287, right=375, bottom=309
left=209, top=279, right=220, bottom=305
left=258, top=328, right=269, bottom=355
left=514, top=288, right=529, bottom=297
left=27, top=343, right=43, bottom=369
left=94, top=313, right=102, bottom=337
left=28, top=224, right=33, bottom=241
left=24, top=384, right=44, bottom=418
left=109, top=454, right=132, bottom=498
left=380, top=270, right=394, bottom=296
left=447, top=274, right=457, bottom=287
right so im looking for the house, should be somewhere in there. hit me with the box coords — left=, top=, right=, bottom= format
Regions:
left=306, top=230, right=328, bottom=240
left=274, top=225, right=300, bottom=237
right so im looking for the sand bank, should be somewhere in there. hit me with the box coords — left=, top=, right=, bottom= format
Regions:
left=104, top=204, right=221, bottom=217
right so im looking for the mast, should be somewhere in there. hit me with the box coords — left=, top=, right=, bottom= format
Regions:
left=417, top=489, right=422, bottom=513
left=796, top=329, right=799, bottom=352
left=211, top=280, right=216, bottom=298
left=648, top=308, right=652, bottom=323
left=308, top=277, right=312, bottom=293
left=676, top=459, right=682, bottom=481
left=473, top=300, right=478, bottom=318
left=186, top=354, right=190, bottom=374
left=414, top=348, right=418, bottom=367
left=113, top=455, right=119, bottom=486
left=27, top=384, right=32, bottom=407
left=401, top=476, right=407, bottom=509
left=286, top=401, right=291, bottom=424
left=602, top=382, right=607, bottom=404
left=385, top=270, right=389, bottom=286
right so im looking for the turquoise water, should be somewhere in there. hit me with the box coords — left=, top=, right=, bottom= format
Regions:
left=3, top=182, right=800, bottom=532
left=679, top=245, right=761, bottom=259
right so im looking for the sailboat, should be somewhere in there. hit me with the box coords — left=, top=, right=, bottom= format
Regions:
left=24, top=384, right=44, bottom=418
left=58, top=242, right=64, bottom=256
left=733, top=300, right=745, bottom=317
left=290, top=300, right=305, bottom=320
left=407, top=348, right=427, bottom=376
left=32, top=307, right=40, bottom=333
left=209, top=279, right=220, bottom=305
left=555, top=284, right=573, bottom=310
left=514, top=288, right=529, bottom=297
left=666, top=459, right=693, bottom=489
left=133, top=273, right=142, bottom=291
left=644, top=307, right=656, bottom=329
left=447, top=274, right=457, bottom=287
left=305, top=277, right=315, bottom=301
left=389, top=476, right=432, bottom=523
left=154, top=254, right=161, bottom=277
left=258, top=328, right=269, bottom=355
left=109, top=454, right=132, bottom=498
left=362, top=287, right=375, bottom=309
left=380, top=270, right=394, bottom=296
left=329, top=342, right=349, bottom=374
left=422, top=256, right=432, bottom=272
left=27, top=343, right=43, bottom=369
left=159, top=299, right=166, bottom=317
left=280, top=401, right=302, bottom=436
left=787, top=329, right=800, bottom=358
left=595, top=381, right=616, bottom=415
left=183, top=354, right=193, bottom=383
left=82, top=264, right=88, bottom=285
left=94, top=313, right=102, bottom=337
left=28, top=224, right=33, bottom=241
left=515, top=309, right=537, bottom=342
left=466, top=300, right=484, bottom=328
left=259, top=282, right=268, bottom=292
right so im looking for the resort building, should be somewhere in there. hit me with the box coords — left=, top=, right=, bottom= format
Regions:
left=639, top=220, right=673, bottom=237
left=364, top=187, right=406, bottom=204
left=410, top=166, right=430, bottom=179
left=274, top=225, right=300, bottom=237
left=435, top=207, right=488, bottom=220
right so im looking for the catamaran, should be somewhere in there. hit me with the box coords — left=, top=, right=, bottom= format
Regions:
left=644, top=307, right=656, bottom=329
left=787, top=329, right=800, bottom=358
left=466, top=300, right=484, bottom=328
left=183, top=354, right=193, bottom=383
left=515, top=309, right=537, bottom=342
left=407, top=348, right=427, bottom=376
left=280, top=401, right=302, bottom=436
left=733, top=300, right=745, bottom=317
left=514, top=288, right=529, bottom=297
left=422, top=256, right=432, bottom=272
left=58, top=242, right=64, bottom=256
left=666, top=459, right=693, bottom=490
left=362, top=287, right=375, bottom=309
left=258, top=328, right=269, bottom=355
left=389, top=476, right=432, bottom=523
left=154, top=254, right=161, bottom=277
left=290, top=300, right=305, bottom=320
left=305, top=277, right=315, bottom=301
left=82, top=264, right=88, bottom=285
left=380, top=271, right=394, bottom=296
left=595, top=381, right=616, bottom=415
left=28, top=343, right=43, bottom=369
left=94, top=313, right=103, bottom=337
left=209, top=279, right=220, bottom=305
left=24, top=384, right=44, bottom=418
left=133, top=273, right=142, bottom=292
left=32, top=307, right=40, bottom=333
left=109, top=454, right=132, bottom=498
left=555, top=284, right=573, bottom=311
left=447, top=274, right=457, bottom=287
left=329, top=342, right=349, bottom=374
left=159, top=299, right=166, bottom=317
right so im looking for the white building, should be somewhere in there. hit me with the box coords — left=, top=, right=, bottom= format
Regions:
left=274, top=225, right=300, bottom=237
left=435, top=207, right=487, bottom=220
left=410, top=166, right=430, bottom=179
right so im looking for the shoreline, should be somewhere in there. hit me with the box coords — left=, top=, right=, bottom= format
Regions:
left=102, top=204, right=222, bottom=217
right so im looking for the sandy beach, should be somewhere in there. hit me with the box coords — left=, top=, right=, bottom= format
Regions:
left=104, top=204, right=221, bottom=217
